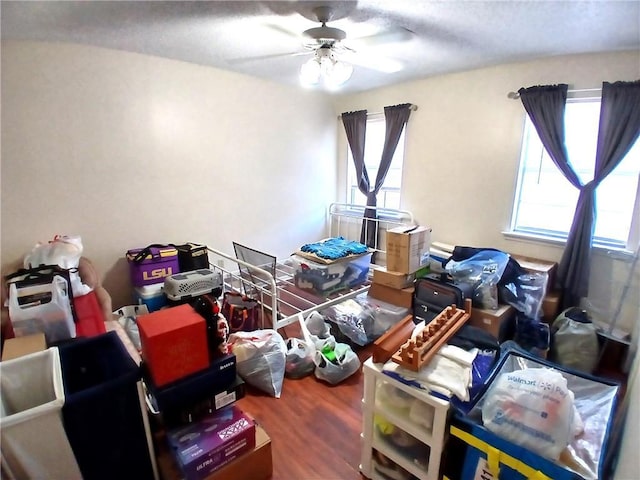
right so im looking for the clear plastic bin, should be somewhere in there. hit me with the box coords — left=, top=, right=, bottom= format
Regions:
left=8, top=276, right=75, bottom=343
left=0, top=347, right=82, bottom=479
left=291, top=252, right=372, bottom=296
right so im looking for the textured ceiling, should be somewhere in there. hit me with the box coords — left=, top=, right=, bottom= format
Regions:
left=2, top=0, right=639, bottom=94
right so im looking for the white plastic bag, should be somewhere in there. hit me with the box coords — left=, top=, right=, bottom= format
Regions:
left=285, top=337, right=315, bottom=379
left=229, top=329, right=286, bottom=398
left=298, top=312, right=360, bottom=385
left=24, top=235, right=83, bottom=270
left=313, top=342, right=361, bottom=385
left=481, top=367, right=580, bottom=460
left=113, top=304, right=150, bottom=351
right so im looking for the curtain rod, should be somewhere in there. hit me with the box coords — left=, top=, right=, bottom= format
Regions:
left=337, top=104, right=418, bottom=119
left=507, top=87, right=601, bottom=99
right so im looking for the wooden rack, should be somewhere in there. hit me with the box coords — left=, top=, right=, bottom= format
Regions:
left=391, top=299, right=472, bottom=371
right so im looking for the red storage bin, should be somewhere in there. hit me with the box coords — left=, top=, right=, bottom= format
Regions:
left=137, top=304, right=209, bottom=387
left=74, top=290, right=107, bottom=337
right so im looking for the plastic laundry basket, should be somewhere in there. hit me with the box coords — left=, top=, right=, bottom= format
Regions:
left=0, top=347, right=82, bottom=480
left=58, top=331, right=157, bottom=480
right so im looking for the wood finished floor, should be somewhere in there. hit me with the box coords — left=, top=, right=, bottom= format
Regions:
left=153, top=321, right=375, bottom=480
left=235, top=322, right=374, bottom=480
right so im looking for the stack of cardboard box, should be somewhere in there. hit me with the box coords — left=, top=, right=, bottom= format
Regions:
left=430, top=242, right=561, bottom=338
left=369, top=225, right=432, bottom=308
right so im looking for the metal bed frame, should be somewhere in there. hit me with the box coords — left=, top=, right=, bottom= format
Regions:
left=205, top=203, right=415, bottom=332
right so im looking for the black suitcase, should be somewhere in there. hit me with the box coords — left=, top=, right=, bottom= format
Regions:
left=413, top=273, right=473, bottom=324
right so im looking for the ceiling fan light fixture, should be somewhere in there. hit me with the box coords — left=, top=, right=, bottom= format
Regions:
left=299, top=48, right=352, bottom=88
left=300, top=57, right=321, bottom=85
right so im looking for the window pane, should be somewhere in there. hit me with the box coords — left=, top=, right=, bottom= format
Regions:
left=512, top=100, right=640, bottom=248
left=347, top=116, right=405, bottom=210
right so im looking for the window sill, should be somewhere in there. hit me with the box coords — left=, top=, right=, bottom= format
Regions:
left=502, top=230, right=637, bottom=261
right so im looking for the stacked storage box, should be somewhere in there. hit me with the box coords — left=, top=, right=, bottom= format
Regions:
left=368, top=225, right=432, bottom=308
left=137, top=303, right=242, bottom=425
left=136, top=302, right=272, bottom=479
left=127, top=244, right=180, bottom=311
left=128, top=243, right=213, bottom=312
left=442, top=347, right=620, bottom=480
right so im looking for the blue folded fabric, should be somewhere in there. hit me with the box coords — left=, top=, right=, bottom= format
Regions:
left=300, top=236, right=368, bottom=260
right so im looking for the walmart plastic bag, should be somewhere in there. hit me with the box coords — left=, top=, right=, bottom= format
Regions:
left=445, top=250, right=510, bottom=309
left=228, top=329, right=286, bottom=398
left=481, top=367, right=582, bottom=460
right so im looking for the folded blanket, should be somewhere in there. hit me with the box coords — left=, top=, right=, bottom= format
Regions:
left=300, top=237, right=368, bottom=260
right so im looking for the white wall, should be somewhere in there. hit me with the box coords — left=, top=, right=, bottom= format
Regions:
left=1, top=41, right=337, bottom=307
left=331, top=50, right=640, bottom=334
left=1, top=40, right=639, bottom=479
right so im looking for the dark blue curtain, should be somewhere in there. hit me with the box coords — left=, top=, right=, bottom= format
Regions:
left=519, top=80, right=640, bottom=308
left=342, top=104, right=413, bottom=248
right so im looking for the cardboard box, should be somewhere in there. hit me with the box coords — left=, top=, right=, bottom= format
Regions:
left=541, top=290, right=562, bottom=323
left=468, top=304, right=515, bottom=338
left=157, top=425, right=272, bottom=480
left=137, top=304, right=210, bottom=387
left=1, top=332, right=46, bottom=361
left=372, top=268, right=415, bottom=289
left=368, top=283, right=414, bottom=308
left=512, top=254, right=558, bottom=293
left=207, top=425, right=272, bottom=480
left=166, top=405, right=256, bottom=480
left=386, top=225, right=432, bottom=274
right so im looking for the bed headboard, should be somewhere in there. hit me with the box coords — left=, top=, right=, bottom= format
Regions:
left=328, top=202, right=415, bottom=266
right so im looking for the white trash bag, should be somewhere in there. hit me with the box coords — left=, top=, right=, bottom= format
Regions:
left=229, top=329, right=286, bottom=398
left=298, top=313, right=360, bottom=385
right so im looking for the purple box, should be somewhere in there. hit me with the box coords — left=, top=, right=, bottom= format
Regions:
left=126, top=245, right=180, bottom=287
left=166, top=405, right=256, bottom=480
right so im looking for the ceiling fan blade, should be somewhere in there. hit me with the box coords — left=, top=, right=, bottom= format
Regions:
left=349, top=27, right=415, bottom=48
left=264, top=22, right=304, bottom=40
left=226, top=50, right=312, bottom=65
left=340, top=51, right=404, bottom=74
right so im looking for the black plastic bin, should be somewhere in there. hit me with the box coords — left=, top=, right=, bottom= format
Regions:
left=58, top=331, right=156, bottom=480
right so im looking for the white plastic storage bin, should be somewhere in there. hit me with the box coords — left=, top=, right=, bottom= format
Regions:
left=360, top=357, right=450, bottom=480
left=133, top=283, right=167, bottom=312
left=0, top=347, right=82, bottom=480
left=8, top=276, right=75, bottom=343
left=291, top=252, right=372, bottom=296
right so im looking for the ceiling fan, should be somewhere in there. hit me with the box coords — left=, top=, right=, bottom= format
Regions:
left=229, top=5, right=413, bottom=87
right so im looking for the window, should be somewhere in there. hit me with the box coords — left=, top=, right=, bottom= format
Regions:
left=510, top=98, right=640, bottom=249
left=346, top=115, right=406, bottom=210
